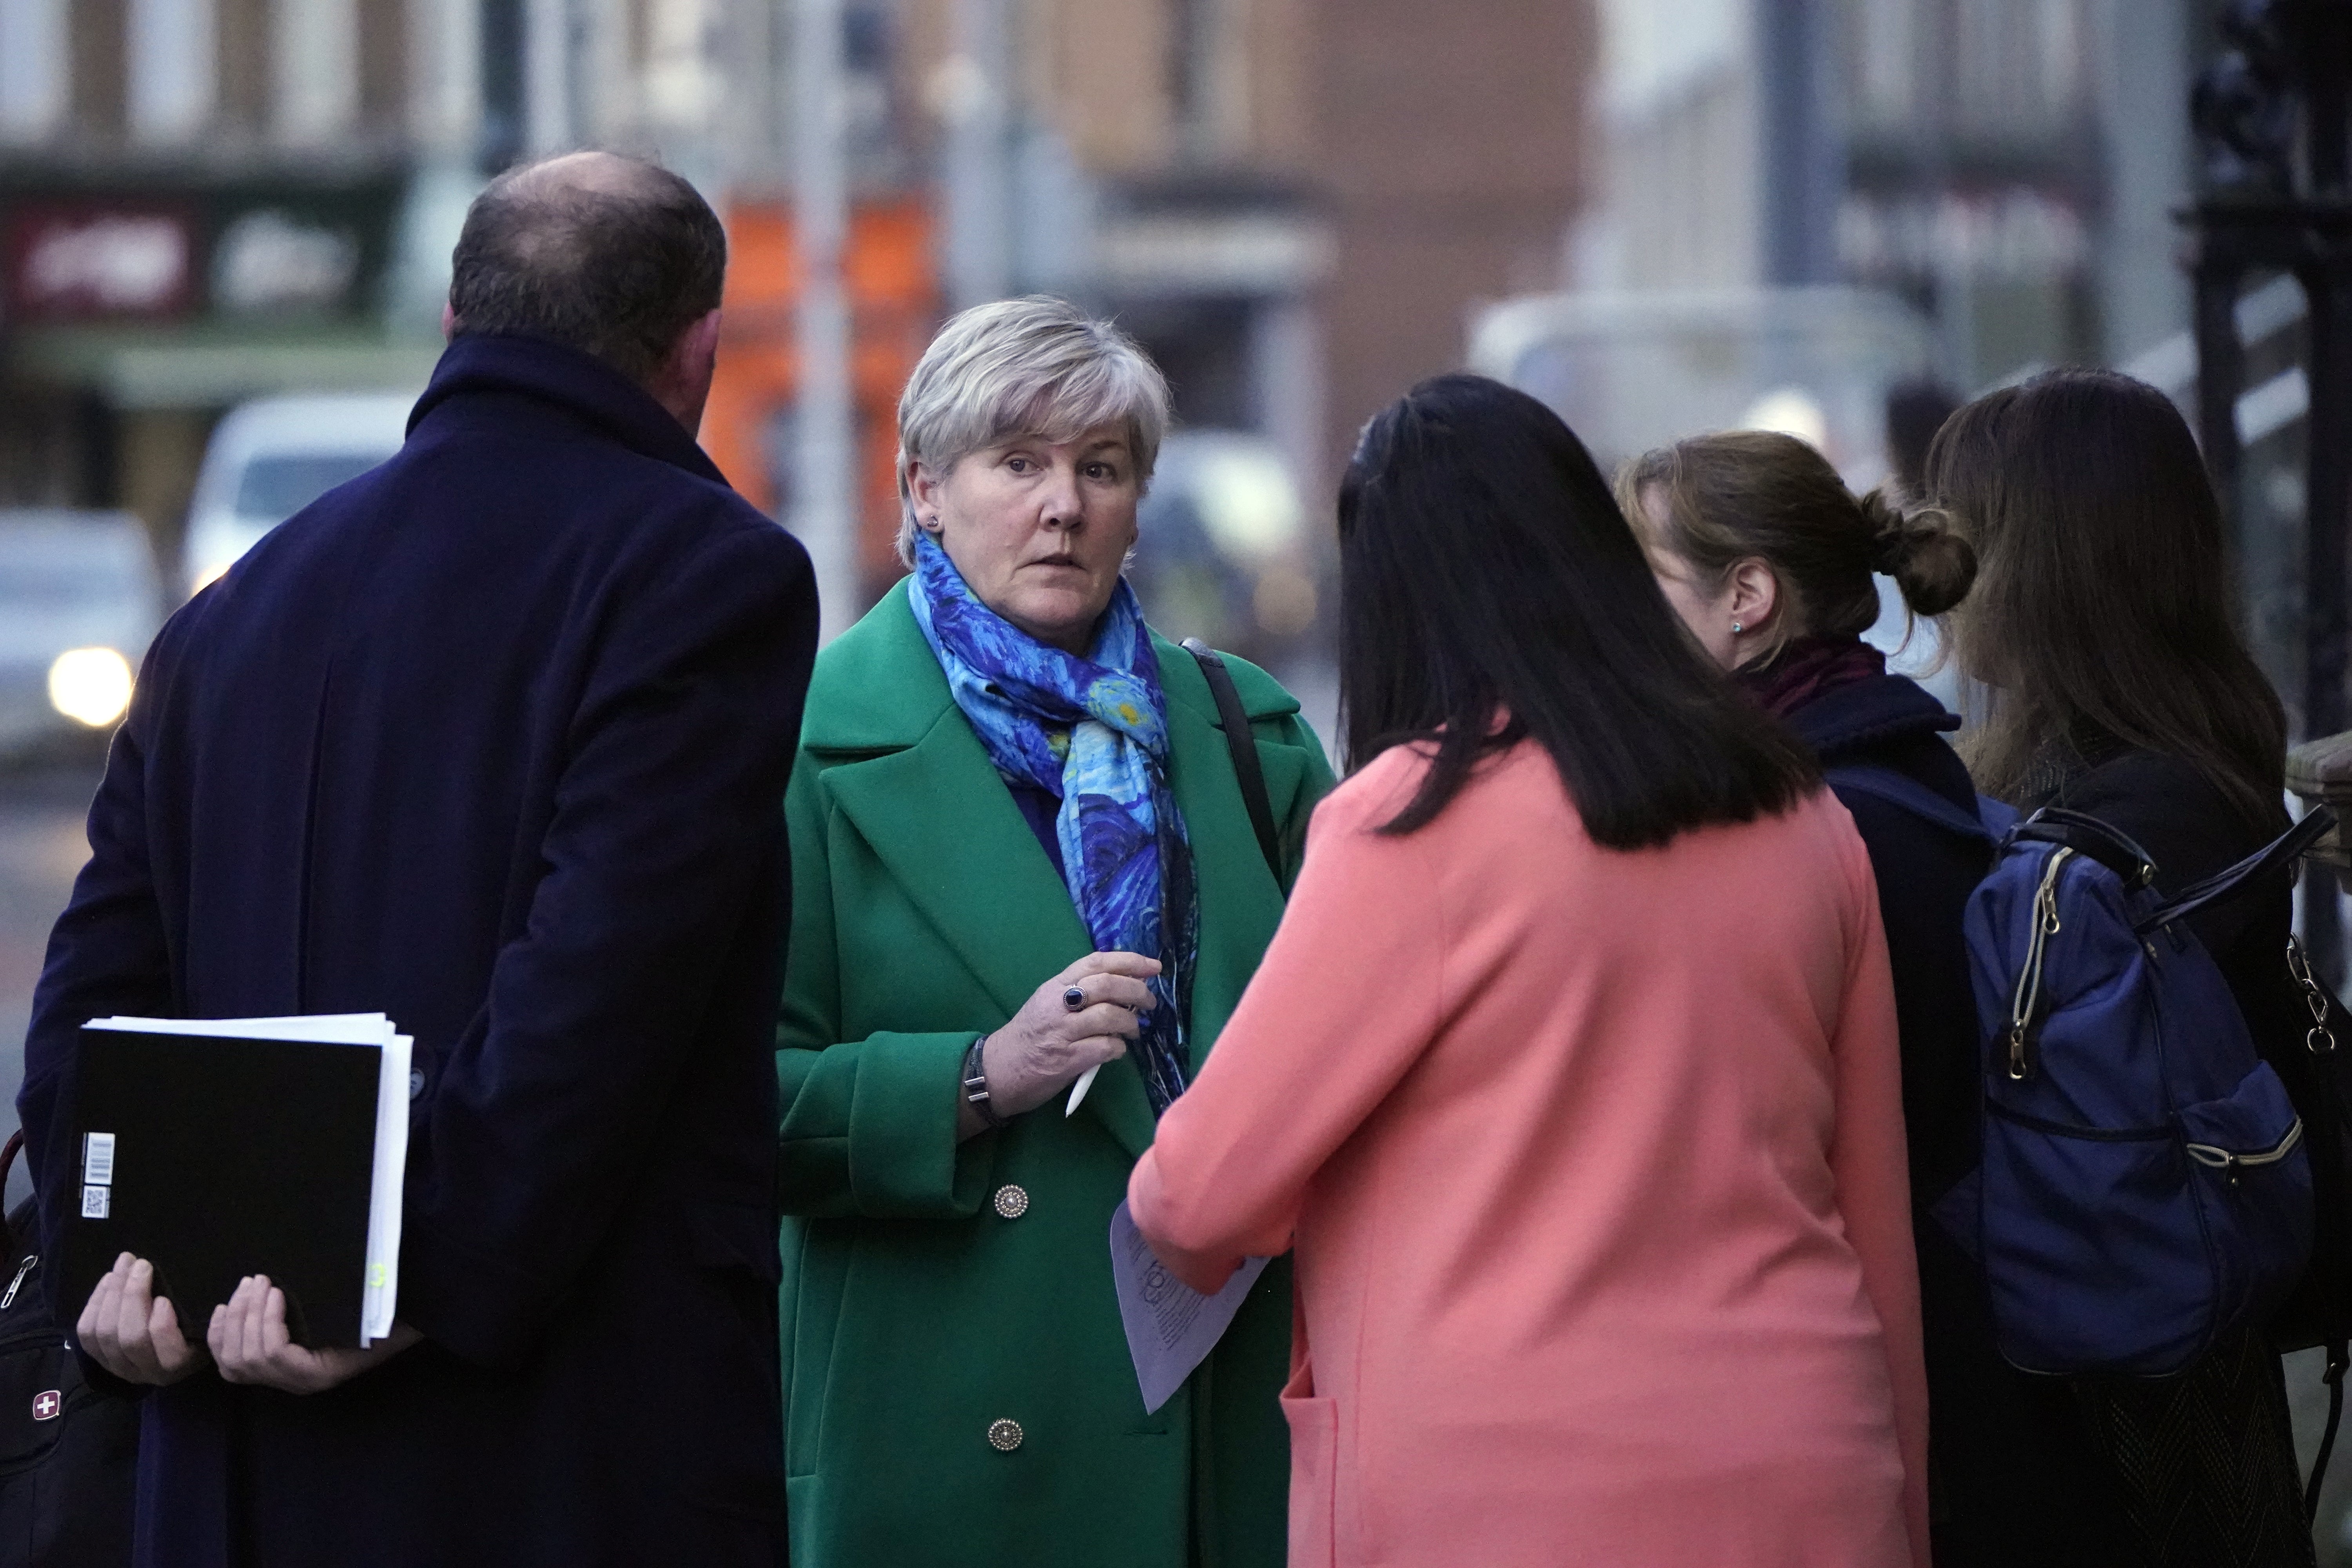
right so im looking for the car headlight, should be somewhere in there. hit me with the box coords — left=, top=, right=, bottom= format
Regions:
left=49, top=647, right=134, bottom=728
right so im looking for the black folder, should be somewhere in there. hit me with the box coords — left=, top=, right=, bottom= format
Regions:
left=63, top=1027, right=384, bottom=1349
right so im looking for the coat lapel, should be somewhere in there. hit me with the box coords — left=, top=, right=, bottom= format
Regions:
left=821, top=717, right=1086, bottom=1019
left=807, top=585, right=1161, bottom=1159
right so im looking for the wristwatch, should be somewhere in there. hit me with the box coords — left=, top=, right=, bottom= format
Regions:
left=962, top=1035, right=1005, bottom=1128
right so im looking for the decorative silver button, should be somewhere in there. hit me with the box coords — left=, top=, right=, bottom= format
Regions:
left=987, top=1417, right=1024, bottom=1452
left=992, top=1184, right=1029, bottom=1219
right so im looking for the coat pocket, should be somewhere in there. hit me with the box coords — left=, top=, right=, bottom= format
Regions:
left=2180, top=1062, right=2315, bottom=1328
left=1979, top=1099, right=2188, bottom=1373
left=1280, top=1392, right=1338, bottom=1568
left=1980, top=1060, right=2316, bottom=1376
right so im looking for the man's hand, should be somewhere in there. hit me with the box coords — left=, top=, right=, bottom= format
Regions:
left=208, top=1275, right=421, bottom=1395
left=78, top=1253, right=206, bottom=1385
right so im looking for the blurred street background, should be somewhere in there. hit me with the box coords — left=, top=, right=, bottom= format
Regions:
left=6, top=0, right=2352, bottom=1549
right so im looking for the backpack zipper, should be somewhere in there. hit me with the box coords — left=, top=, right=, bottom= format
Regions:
left=2008, top=848, right=2074, bottom=1080
left=2, top=1253, right=36, bottom=1310
left=1984, top=1099, right=2173, bottom=1140
left=2186, top=1118, right=2305, bottom=1186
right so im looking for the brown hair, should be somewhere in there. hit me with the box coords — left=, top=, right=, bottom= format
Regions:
left=1923, top=368, right=2284, bottom=822
left=1615, top=429, right=1976, bottom=663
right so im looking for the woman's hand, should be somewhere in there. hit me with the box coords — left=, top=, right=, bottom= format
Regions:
left=960, top=951, right=1161, bottom=1135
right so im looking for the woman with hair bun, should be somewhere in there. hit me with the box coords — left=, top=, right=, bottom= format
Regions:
left=1623, top=430, right=2113, bottom=1566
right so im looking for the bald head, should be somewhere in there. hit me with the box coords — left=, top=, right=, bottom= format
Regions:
left=448, top=152, right=727, bottom=385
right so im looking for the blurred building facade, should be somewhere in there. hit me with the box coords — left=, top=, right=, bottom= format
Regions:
left=0, top=0, right=757, bottom=569
left=1573, top=0, right=2199, bottom=389
left=886, top=0, right=1593, bottom=517
left=0, top=0, right=1592, bottom=598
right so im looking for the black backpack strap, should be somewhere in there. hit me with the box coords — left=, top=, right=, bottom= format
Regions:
left=2298, top=1036, right=2350, bottom=1525
left=2140, top=805, right=2337, bottom=934
left=1182, top=640, right=1283, bottom=884
left=2312, top=1347, right=2347, bottom=1524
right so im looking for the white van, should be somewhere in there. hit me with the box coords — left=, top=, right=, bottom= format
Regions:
left=181, top=393, right=416, bottom=598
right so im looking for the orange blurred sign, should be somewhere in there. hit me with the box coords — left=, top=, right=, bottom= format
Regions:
left=702, top=198, right=937, bottom=594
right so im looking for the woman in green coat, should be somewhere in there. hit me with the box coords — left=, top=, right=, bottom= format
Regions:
left=776, top=296, right=1334, bottom=1568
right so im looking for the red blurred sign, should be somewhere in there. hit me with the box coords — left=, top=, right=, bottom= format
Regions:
left=4, top=202, right=199, bottom=323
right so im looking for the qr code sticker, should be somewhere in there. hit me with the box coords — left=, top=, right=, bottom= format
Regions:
left=79, top=1185, right=110, bottom=1220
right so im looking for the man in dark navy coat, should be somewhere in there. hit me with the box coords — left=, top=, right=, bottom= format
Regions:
left=18, top=152, right=817, bottom=1566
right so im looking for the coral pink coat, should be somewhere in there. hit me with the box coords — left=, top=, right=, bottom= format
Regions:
left=1129, top=741, right=1929, bottom=1568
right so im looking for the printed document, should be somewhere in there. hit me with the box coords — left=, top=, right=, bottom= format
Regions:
left=1109, top=1200, right=1270, bottom=1414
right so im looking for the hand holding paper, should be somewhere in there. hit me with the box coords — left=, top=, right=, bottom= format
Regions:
left=1109, top=1201, right=1269, bottom=1413
left=70, top=1014, right=410, bottom=1351
left=210, top=1274, right=420, bottom=1394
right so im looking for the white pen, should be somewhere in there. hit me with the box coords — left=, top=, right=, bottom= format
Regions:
left=1065, top=1063, right=1102, bottom=1115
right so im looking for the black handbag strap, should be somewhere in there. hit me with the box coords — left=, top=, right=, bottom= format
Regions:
left=2283, top=932, right=2352, bottom=1520
left=1182, top=639, right=1283, bottom=884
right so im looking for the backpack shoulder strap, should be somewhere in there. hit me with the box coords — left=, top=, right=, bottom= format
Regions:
left=1824, top=761, right=2004, bottom=844
left=1182, top=639, right=1284, bottom=884
left=2140, top=804, right=2337, bottom=933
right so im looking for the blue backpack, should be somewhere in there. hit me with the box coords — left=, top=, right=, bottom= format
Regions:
left=1828, top=765, right=2327, bottom=1377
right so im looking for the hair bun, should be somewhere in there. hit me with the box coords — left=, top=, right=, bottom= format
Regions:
left=1860, top=488, right=1977, bottom=615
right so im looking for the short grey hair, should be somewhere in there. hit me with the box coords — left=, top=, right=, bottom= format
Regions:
left=895, top=296, right=1172, bottom=564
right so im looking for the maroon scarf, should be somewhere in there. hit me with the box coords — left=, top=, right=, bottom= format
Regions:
left=1734, top=636, right=1886, bottom=719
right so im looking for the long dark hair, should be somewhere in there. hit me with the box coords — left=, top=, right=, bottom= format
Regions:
left=1924, top=367, right=2285, bottom=824
left=1338, top=374, right=1818, bottom=848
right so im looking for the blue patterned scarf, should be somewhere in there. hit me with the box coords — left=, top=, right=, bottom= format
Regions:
left=908, top=534, right=1197, bottom=1114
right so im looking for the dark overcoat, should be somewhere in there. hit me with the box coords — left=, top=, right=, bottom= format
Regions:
left=1797, top=677, right=2140, bottom=1564
left=18, top=334, right=817, bottom=1568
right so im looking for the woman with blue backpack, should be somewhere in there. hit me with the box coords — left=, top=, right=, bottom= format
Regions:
left=1621, top=429, right=2121, bottom=1566
left=1921, top=367, right=2318, bottom=1568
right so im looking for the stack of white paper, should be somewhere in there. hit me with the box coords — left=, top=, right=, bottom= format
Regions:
left=86, top=1013, right=409, bottom=1347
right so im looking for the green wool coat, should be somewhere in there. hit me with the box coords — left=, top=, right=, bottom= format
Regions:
left=776, top=581, right=1335, bottom=1568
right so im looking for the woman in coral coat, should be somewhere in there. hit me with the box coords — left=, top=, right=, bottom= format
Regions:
left=1129, top=374, right=1930, bottom=1568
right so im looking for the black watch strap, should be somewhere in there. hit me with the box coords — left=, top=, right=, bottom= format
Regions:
left=962, top=1035, right=1004, bottom=1128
